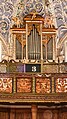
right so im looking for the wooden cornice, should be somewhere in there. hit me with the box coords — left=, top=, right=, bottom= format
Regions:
left=0, top=93, right=67, bottom=103
left=10, top=28, right=26, bottom=34
left=10, top=28, right=26, bottom=31
left=42, top=28, right=57, bottom=32
left=24, top=13, right=44, bottom=22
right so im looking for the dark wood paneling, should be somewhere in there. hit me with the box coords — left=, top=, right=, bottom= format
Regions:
left=0, top=108, right=10, bottom=119
left=0, top=107, right=67, bottom=119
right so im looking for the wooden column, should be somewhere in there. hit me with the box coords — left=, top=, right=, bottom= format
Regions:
left=21, top=34, right=23, bottom=60
left=13, top=34, right=16, bottom=60
left=53, top=110, right=58, bottom=119
left=40, top=23, right=43, bottom=60
left=26, top=23, right=28, bottom=60
left=46, top=35, right=48, bottom=62
left=40, top=23, right=43, bottom=73
left=10, top=109, right=15, bottom=119
left=41, top=59, right=43, bottom=73
left=31, top=105, right=37, bottom=119
left=53, top=35, right=56, bottom=61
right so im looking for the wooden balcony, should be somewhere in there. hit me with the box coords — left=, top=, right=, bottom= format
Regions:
left=0, top=61, right=67, bottom=103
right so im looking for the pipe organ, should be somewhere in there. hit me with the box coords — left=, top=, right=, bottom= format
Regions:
left=0, top=11, right=67, bottom=119
left=10, top=12, right=56, bottom=63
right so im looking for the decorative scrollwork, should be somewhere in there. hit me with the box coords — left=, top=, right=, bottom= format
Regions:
left=0, top=18, right=9, bottom=33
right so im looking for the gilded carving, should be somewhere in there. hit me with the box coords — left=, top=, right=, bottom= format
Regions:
left=17, top=78, right=32, bottom=93
left=56, top=78, right=67, bottom=93
left=36, top=78, right=50, bottom=93
left=0, top=78, right=12, bottom=93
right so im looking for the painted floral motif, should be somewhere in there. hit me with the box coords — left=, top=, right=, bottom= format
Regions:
left=36, top=78, right=50, bottom=93
left=17, top=78, right=32, bottom=93
left=0, top=78, right=12, bottom=93
left=56, top=78, right=67, bottom=93
left=0, top=0, right=14, bottom=41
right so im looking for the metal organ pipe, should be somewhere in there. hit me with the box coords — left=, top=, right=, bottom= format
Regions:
left=34, top=26, right=36, bottom=59
left=28, top=25, right=41, bottom=60
left=30, top=30, right=33, bottom=59
left=36, top=28, right=37, bottom=59
left=37, top=33, right=39, bottom=59
left=33, top=25, right=35, bottom=59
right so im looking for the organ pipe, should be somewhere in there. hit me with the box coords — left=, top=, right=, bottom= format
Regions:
left=28, top=24, right=41, bottom=60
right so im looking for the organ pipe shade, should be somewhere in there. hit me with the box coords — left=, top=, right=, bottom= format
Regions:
left=23, top=45, right=26, bottom=59
left=43, top=45, right=46, bottom=60
left=28, top=24, right=41, bottom=60
left=47, top=38, right=53, bottom=60
left=16, top=39, right=22, bottom=59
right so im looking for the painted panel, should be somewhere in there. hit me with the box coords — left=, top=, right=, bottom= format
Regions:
left=56, top=78, right=67, bottom=93
left=0, top=65, right=6, bottom=73
left=7, top=64, right=26, bottom=73
left=0, top=78, right=12, bottom=93
left=36, top=78, right=51, bottom=93
left=43, top=64, right=58, bottom=73
left=17, top=78, right=32, bottom=93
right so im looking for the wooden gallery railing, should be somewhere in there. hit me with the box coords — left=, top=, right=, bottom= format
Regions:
left=0, top=61, right=67, bottom=103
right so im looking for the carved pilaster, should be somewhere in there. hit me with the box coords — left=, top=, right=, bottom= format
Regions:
left=41, top=59, right=43, bottom=73
left=32, top=77, right=36, bottom=93
left=13, top=77, right=16, bottom=93
left=52, top=77, right=55, bottom=93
